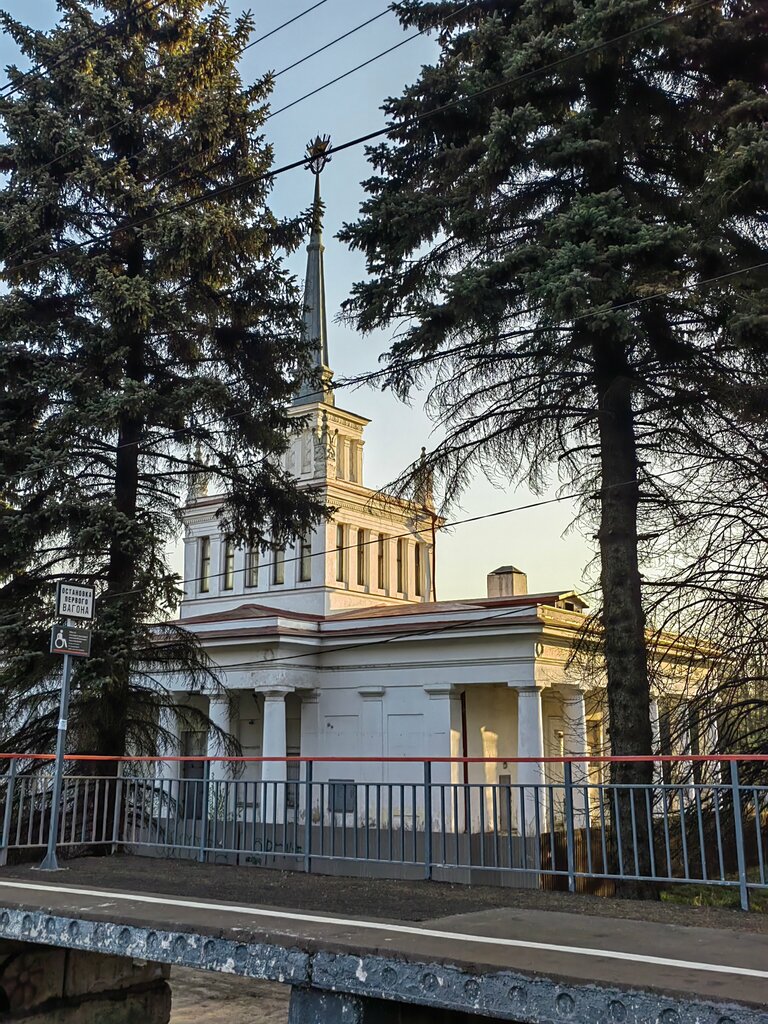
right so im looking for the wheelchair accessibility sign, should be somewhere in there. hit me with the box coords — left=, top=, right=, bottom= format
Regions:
left=50, top=624, right=92, bottom=657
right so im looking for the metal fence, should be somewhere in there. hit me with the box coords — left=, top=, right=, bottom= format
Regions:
left=1, top=755, right=766, bottom=909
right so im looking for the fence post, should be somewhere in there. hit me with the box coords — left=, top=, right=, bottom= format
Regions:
left=110, top=761, right=124, bottom=855
left=729, top=760, right=750, bottom=911
left=564, top=760, right=576, bottom=894
left=303, top=759, right=313, bottom=875
left=0, top=759, right=18, bottom=867
left=198, top=759, right=210, bottom=864
left=424, top=760, right=433, bottom=881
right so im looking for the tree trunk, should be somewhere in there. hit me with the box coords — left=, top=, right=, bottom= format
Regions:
left=593, top=336, right=655, bottom=894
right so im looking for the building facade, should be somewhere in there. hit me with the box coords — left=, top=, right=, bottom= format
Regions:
left=161, top=164, right=696, bottom=833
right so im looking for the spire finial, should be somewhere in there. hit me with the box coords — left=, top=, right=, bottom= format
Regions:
left=305, top=134, right=332, bottom=176
left=294, top=134, right=334, bottom=408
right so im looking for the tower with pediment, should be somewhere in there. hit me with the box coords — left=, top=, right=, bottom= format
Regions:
left=179, top=139, right=437, bottom=620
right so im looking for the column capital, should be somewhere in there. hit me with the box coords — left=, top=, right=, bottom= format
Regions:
left=424, top=684, right=454, bottom=699
left=516, top=685, right=544, bottom=695
left=260, top=688, right=291, bottom=702
left=558, top=684, right=586, bottom=701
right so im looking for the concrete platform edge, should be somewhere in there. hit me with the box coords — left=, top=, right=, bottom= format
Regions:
left=0, top=905, right=759, bottom=1024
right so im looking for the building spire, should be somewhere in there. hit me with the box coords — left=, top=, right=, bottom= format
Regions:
left=295, top=134, right=334, bottom=407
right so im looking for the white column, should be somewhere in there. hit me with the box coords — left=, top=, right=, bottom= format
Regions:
left=207, top=697, right=231, bottom=778
left=207, top=696, right=233, bottom=829
left=261, top=690, right=288, bottom=823
left=562, top=689, right=589, bottom=826
left=208, top=537, right=222, bottom=598
left=700, top=707, right=719, bottom=783
left=649, top=698, right=663, bottom=787
left=516, top=687, right=545, bottom=835
left=158, top=702, right=181, bottom=781
left=181, top=533, right=196, bottom=604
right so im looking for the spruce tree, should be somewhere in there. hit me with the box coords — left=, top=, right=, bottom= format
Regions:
left=341, top=0, right=767, bottom=807
left=0, top=0, right=325, bottom=763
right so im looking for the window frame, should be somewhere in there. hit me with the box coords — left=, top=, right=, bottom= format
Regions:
left=396, top=538, right=404, bottom=593
left=245, top=546, right=259, bottom=588
left=336, top=524, right=345, bottom=582
left=222, top=537, right=235, bottom=591
left=414, top=543, right=422, bottom=597
left=356, top=529, right=366, bottom=586
left=199, top=536, right=211, bottom=594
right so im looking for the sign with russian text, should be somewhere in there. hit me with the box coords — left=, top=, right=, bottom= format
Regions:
left=50, top=624, right=92, bottom=658
left=55, top=583, right=95, bottom=621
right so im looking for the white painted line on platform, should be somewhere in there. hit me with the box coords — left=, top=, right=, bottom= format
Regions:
left=0, top=879, right=766, bottom=981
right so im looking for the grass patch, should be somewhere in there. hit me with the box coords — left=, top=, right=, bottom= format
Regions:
left=661, top=881, right=768, bottom=912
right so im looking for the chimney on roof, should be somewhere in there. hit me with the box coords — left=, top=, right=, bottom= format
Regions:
left=487, top=565, right=528, bottom=598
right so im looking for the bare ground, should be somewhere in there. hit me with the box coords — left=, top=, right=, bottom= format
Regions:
left=170, top=967, right=288, bottom=1024
left=2, top=853, right=764, bottom=932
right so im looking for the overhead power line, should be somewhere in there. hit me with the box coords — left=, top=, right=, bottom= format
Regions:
left=272, top=7, right=391, bottom=79
left=102, top=460, right=719, bottom=601
left=0, top=0, right=167, bottom=100
left=4, top=0, right=341, bottom=192
left=267, top=25, right=428, bottom=119
left=3, top=0, right=717, bottom=279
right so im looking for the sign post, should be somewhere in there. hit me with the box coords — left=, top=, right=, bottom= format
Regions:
left=39, top=583, right=94, bottom=872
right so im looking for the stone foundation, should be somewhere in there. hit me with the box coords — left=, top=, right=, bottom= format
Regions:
left=0, top=939, right=171, bottom=1022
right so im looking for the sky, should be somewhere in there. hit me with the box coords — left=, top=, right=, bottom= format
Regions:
left=0, top=0, right=593, bottom=602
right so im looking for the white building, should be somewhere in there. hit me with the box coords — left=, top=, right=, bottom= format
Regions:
left=161, top=163, right=690, bottom=832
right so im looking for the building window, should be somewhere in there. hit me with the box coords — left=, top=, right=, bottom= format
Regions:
left=245, top=546, right=259, bottom=588
left=199, top=536, right=211, bottom=593
left=377, top=533, right=386, bottom=589
left=356, top=529, right=367, bottom=586
left=415, top=544, right=422, bottom=597
left=299, top=534, right=312, bottom=582
left=396, top=538, right=404, bottom=593
left=273, top=544, right=285, bottom=585
left=223, top=537, right=235, bottom=590
left=336, top=525, right=345, bottom=582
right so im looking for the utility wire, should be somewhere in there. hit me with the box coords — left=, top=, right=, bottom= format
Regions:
left=267, top=26, right=427, bottom=119
left=2, top=0, right=342, bottom=215
left=0, top=0, right=167, bottom=100
left=272, top=8, right=392, bottom=80
left=2, top=0, right=718, bottom=279
left=149, top=6, right=397, bottom=192
left=102, top=460, right=719, bottom=600
left=94, top=254, right=768, bottom=460
left=239, top=0, right=332, bottom=52
left=257, top=602, right=547, bottom=667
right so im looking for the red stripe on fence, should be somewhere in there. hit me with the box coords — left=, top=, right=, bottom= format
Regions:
left=0, top=753, right=766, bottom=763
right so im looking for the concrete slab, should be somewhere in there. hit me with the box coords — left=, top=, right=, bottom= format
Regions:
left=0, top=860, right=765, bottom=1023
